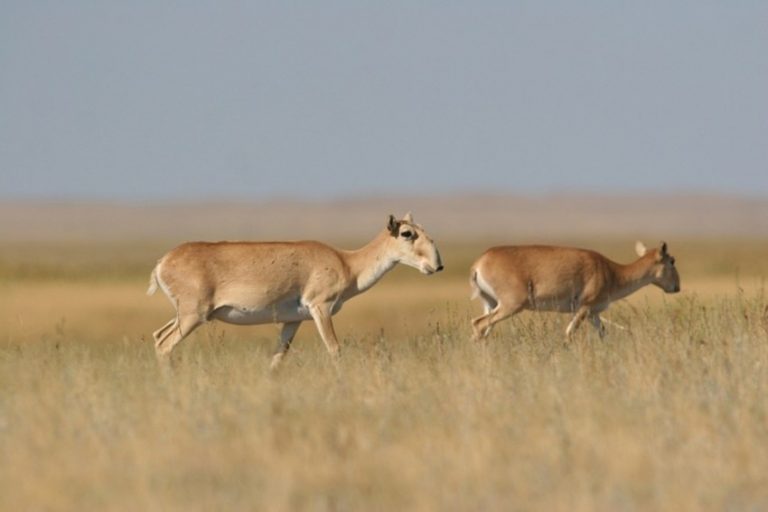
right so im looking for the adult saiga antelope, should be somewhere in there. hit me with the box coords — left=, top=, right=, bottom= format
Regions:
left=147, top=213, right=443, bottom=369
left=470, top=241, right=680, bottom=342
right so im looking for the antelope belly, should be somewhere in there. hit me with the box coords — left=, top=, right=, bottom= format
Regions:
left=211, top=301, right=311, bottom=325
left=527, top=296, right=582, bottom=312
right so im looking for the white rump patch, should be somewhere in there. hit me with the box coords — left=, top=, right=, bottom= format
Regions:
left=474, top=270, right=498, bottom=303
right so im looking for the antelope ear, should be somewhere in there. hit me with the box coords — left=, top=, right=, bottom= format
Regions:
left=402, top=212, right=413, bottom=223
left=387, top=214, right=399, bottom=236
left=635, top=241, right=647, bottom=257
left=656, top=241, right=668, bottom=262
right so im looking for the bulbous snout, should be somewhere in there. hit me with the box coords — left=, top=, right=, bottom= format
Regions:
left=659, top=265, right=680, bottom=294
left=668, top=270, right=681, bottom=293
left=420, top=250, right=443, bottom=275
left=432, top=249, right=444, bottom=273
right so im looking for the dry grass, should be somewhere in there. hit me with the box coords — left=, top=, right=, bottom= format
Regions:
left=1, top=238, right=768, bottom=511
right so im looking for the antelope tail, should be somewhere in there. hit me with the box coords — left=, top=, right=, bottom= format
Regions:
left=147, top=265, right=159, bottom=296
left=469, top=269, right=480, bottom=300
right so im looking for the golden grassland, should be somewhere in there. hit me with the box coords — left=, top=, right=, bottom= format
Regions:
left=1, top=238, right=768, bottom=511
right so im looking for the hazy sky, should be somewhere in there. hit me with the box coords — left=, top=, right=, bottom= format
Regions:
left=1, top=2, right=766, bottom=200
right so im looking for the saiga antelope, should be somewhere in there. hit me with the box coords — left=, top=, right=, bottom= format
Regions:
left=470, top=241, right=680, bottom=342
left=147, top=213, right=443, bottom=369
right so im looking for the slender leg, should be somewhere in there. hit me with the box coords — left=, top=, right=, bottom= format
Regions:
left=155, top=313, right=203, bottom=358
left=471, top=297, right=495, bottom=340
left=471, top=308, right=496, bottom=341
left=270, top=321, right=302, bottom=371
left=153, top=318, right=176, bottom=346
left=471, top=302, right=523, bottom=342
left=564, top=306, right=590, bottom=343
left=309, top=303, right=341, bottom=361
left=480, top=291, right=497, bottom=316
left=589, top=313, right=606, bottom=339
left=154, top=319, right=178, bottom=349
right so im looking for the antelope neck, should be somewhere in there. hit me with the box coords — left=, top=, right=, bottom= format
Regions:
left=609, top=255, right=656, bottom=300
left=343, top=230, right=398, bottom=295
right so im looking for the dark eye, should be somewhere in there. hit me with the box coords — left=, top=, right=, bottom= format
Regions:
left=400, top=230, right=413, bottom=239
left=670, top=257, right=676, bottom=265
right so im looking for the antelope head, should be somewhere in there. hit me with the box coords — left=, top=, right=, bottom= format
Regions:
left=635, top=241, right=680, bottom=293
left=386, top=213, right=443, bottom=275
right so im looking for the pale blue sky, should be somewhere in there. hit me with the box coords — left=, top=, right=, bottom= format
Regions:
left=1, top=2, right=766, bottom=200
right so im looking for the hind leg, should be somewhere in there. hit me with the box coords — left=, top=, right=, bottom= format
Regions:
left=564, top=306, right=591, bottom=343
left=470, top=291, right=497, bottom=340
left=154, top=295, right=213, bottom=357
left=471, top=300, right=523, bottom=342
left=153, top=318, right=176, bottom=344
left=269, top=321, right=302, bottom=372
left=155, top=313, right=204, bottom=358
left=480, top=292, right=496, bottom=316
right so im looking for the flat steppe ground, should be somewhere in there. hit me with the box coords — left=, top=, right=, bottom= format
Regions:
left=2, top=200, right=768, bottom=511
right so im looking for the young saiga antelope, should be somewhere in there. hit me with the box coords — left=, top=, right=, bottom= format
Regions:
left=148, top=213, right=443, bottom=369
left=470, top=241, right=680, bottom=342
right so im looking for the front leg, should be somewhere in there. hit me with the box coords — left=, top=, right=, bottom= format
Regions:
left=308, top=303, right=341, bottom=361
left=589, top=313, right=606, bottom=339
